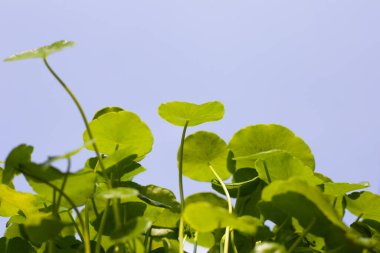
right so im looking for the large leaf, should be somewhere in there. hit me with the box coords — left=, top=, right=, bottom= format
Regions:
left=322, top=182, right=370, bottom=197
left=254, top=152, right=322, bottom=185
left=2, top=144, right=33, bottom=185
left=0, top=184, right=40, bottom=217
left=181, top=131, right=230, bottom=182
left=0, top=237, right=36, bottom=253
left=346, top=191, right=380, bottom=222
left=83, top=110, right=153, bottom=157
left=23, top=163, right=96, bottom=208
left=261, top=178, right=347, bottom=236
left=229, top=124, right=315, bottom=170
left=23, top=213, right=64, bottom=245
left=4, top=40, right=75, bottom=61
left=185, top=192, right=228, bottom=209
left=158, top=101, right=224, bottom=127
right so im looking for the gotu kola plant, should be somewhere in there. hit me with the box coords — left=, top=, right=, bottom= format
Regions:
left=1, top=40, right=380, bottom=253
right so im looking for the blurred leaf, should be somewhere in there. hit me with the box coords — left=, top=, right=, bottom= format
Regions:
left=185, top=192, right=228, bottom=209
left=346, top=191, right=380, bottom=222
left=23, top=213, right=64, bottom=245
left=181, top=131, right=230, bottom=182
left=229, top=124, right=315, bottom=170
left=3, top=144, right=33, bottom=185
left=0, top=237, right=36, bottom=253
left=0, top=184, right=39, bottom=217
left=83, top=110, right=153, bottom=157
left=322, top=182, right=370, bottom=197
left=99, top=187, right=139, bottom=200
left=111, top=217, right=152, bottom=241
left=158, top=101, right=224, bottom=127
left=4, top=40, right=75, bottom=61
left=254, top=242, right=287, bottom=253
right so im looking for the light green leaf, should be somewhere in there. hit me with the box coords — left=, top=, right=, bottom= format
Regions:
left=100, top=187, right=139, bottom=200
left=111, top=217, right=152, bottom=241
left=0, top=184, right=40, bottom=217
left=83, top=110, right=153, bottom=157
left=24, top=213, right=64, bottom=245
left=181, top=131, right=230, bottom=182
left=92, top=106, right=124, bottom=120
left=254, top=152, right=323, bottom=185
left=323, top=182, right=370, bottom=197
left=346, top=191, right=380, bottom=222
left=158, top=101, right=224, bottom=127
left=4, top=40, right=75, bottom=61
left=254, top=242, right=287, bottom=253
left=185, top=192, right=228, bottom=209
left=261, top=178, right=347, bottom=236
left=229, top=124, right=315, bottom=170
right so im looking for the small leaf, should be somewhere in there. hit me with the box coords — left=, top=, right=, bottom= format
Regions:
left=4, top=40, right=75, bottom=61
left=3, top=144, right=33, bottom=185
left=346, top=191, right=380, bottom=222
left=181, top=131, right=230, bottom=182
left=158, top=101, right=224, bottom=127
left=99, top=187, right=139, bottom=200
left=323, top=182, right=370, bottom=197
left=83, top=110, right=153, bottom=157
left=229, top=124, right=315, bottom=170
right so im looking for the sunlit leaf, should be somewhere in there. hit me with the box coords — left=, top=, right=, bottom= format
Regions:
left=254, top=152, right=322, bottom=185
left=0, top=184, right=39, bottom=217
left=4, top=40, right=75, bottom=61
left=185, top=192, right=228, bottom=209
left=229, top=124, right=315, bottom=170
left=83, top=110, right=153, bottom=157
left=99, top=187, right=139, bottom=200
left=181, top=131, right=230, bottom=182
left=3, top=144, right=33, bottom=185
left=323, top=182, right=370, bottom=197
left=346, top=191, right=380, bottom=222
left=93, top=106, right=124, bottom=120
left=158, top=101, right=224, bottom=127
left=253, top=242, right=286, bottom=253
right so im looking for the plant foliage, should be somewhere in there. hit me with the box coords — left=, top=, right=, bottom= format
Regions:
left=2, top=40, right=380, bottom=253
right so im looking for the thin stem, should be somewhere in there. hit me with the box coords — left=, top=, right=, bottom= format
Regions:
left=91, top=197, right=99, bottom=219
left=354, top=213, right=363, bottom=223
left=178, top=120, right=189, bottom=210
left=263, top=161, right=272, bottom=184
left=288, top=217, right=316, bottom=253
left=95, top=200, right=110, bottom=253
left=67, top=210, right=84, bottom=242
left=56, top=158, right=71, bottom=212
left=193, top=232, right=198, bottom=253
left=179, top=218, right=185, bottom=253
left=230, top=230, right=238, bottom=253
left=209, top=164, right=232, bottom=253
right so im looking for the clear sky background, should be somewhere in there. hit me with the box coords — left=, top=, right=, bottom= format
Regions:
left=1, top=0, right=380, bottom=246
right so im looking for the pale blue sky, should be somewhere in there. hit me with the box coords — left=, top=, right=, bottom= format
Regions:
left=1, top=1, right=380, bottom=240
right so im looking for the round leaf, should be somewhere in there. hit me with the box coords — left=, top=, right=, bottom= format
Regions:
left=229, top=124, right=315, bottom=170
left=181, top=131, right=230, bottom=182
left=158, top=101, right=224, bottom=127
left=83, top=110, right=153, bottom=157
left=4, top=40, right=75, bottom=61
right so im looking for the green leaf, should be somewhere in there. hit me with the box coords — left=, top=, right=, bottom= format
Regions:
left=23, top=213, right=64, bottom=245
left=211, top=174, right=260, bottom=198
left=3, top=144, right=33, bottom=185
left=262, top=178, right=347, bottom=237
left=158, top=101, right=224, bottom=127
left=181, top=131, right=231, bottom=182
left=254, top=152, right=323, bottom=185
left=322, top=182, right=370, bottom=197
left=0, top=237, right=36, bottom=253
left=83, top=110, right=153, bottom=157
left=185, top=192, right=228, bottom=209
left=140, top=185, right=181, bottom=212
left=253, top=242, right=287, bottom=253
left=346, top=191, right=380, bottom=222
left=0, top=184, right=40, bottom=217
left=229, top=124, right=315, bottom=170
left=93, top=106, right=124, bottom=120
left=99, top=187, right=139, bottom=200
left=4, top=40, right=75, bottom=61
left=23, top=164, right=96, bottom=208
left=111, top=217, right=152, bottom=241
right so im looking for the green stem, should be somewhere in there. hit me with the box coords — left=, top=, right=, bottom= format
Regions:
left=209, top=164, right=232, bottom=253
left=56, top=158, right=71, bottom=213
left=288, top=217, right=316, bottom=253
left=95, top=200, right=110, bottom=253
left=230, top=230, right=238, bottom=253
left=263, top=161, right=272, bottom=184
left=193, top=232, right=198, bottom=253
left=67, top=210, right=84, bottom=242
left=178, top=121, right=189, bottom=253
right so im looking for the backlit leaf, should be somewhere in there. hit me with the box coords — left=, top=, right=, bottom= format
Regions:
left=0, top=184, right=39, bottom=217
left=3, top=144, right=33, bottom=185
left=229, top=124, right=315, bottom=170
left=323, top=182, right=370, bottom=197
left=4, top=40, right=75, bottom=61
left=83, top=110, right=153, bottom=157
left=158, top=101, right=224, bottom=127
left=99, top=187, right=139, bottom=200
left=181, top=131, right=230, bottom=182
left=185, top=192, right=228, bottom=209
left=346, top=191, right=380, bottom=222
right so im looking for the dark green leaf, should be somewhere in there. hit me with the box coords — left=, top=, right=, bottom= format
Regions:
left=3, top=144, right=33, bottom=185
left=111, top=217, right=152, bottom=241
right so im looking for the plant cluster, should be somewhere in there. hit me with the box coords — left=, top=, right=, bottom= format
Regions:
left=1, top=41, right=380, bottom=253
